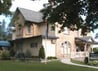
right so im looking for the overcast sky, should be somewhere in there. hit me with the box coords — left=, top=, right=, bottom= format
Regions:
left=10, top=0, right=48, bottom=12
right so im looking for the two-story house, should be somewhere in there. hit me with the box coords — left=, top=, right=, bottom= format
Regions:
left=11, top=7, right=96, bottom=61
left=11, top=7, right=57, bottom=58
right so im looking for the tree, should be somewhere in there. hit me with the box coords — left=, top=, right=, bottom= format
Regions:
left=0, top=22, right=2, bottom=40
left=39, top=46, right=45, bottom=59
left=41, top=0, right=98, bottom=35
left=0, top=20, right=7, bottom=40
left=0, top=0, right=12, bottom=15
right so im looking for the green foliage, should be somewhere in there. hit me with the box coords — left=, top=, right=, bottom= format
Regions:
left=84, top=57, right=89, bottom=64
left=9, top=48, right=15, bottom=57
left=24, top=49, right=32, bottom=58
left=0, top=0, right=12, bottom=15
left=1, top=50, right=10, bottom=60
left=89, top=60, right=98, bottom=66
left=47, top=56, right=57, bottom=60
left=71, top=59, right=84, bottom=64
left=39, top=46, right=45, bottom=59
left=93, top=48, right=98, bottom=53
left=42, top=0, right=98, bottom=35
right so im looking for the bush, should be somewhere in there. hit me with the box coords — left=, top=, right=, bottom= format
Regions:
left=93, top=48, right=98, bottom=53
left=1, top=50, right=10, bottom=60
left=9, top=48, right=15, bottom=57
left=84, top=57, right=89, bottom=64
left=39, top=46, right=45, bottom=59
left=24, top=49, right=32, bottom=58
left=16, top=52, right=25, bottom=59
left=71, top=59, right=84, bottom=64
left=47, top=57, right=57, bottom=60
left=89, top=60, right=98, bottom=66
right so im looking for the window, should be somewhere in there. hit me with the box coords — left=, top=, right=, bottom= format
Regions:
left=51, top=40, right=56, bottom=44
left=76, top=46, right=84, bottom=52
left=17, top=24, right=22, bottom=35
left=63, top=27, right=69, bottom=34
left=27, top=24, right=31, bottom=33
left=31, top=43, right=38, bottom=48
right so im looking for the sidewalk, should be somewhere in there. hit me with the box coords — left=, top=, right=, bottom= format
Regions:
left=61, top=59, right=98, bottom=69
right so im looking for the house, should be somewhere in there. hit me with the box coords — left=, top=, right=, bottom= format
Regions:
left=55, top=23, right=97, bottom=61
left=11, top=7, right=57, bottom=58
left=11, top=7, right=97, bottom=61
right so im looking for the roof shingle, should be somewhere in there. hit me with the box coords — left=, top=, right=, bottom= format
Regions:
left=18, top=7, right=43, bottom=23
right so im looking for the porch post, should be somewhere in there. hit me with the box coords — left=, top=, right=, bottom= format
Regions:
left=84, top=43, right=87, bottom=57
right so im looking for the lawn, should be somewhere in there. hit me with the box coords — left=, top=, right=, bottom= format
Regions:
left=0, top=61, right=97, bottom=71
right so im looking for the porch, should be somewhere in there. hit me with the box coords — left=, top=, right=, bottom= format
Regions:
left=74, top=36, right=94, bottom=61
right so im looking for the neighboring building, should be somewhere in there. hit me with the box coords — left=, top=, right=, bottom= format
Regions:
left=55, top=23, right=96, bottom=61
left=11, top=7, right=57, bottom=58
left=0, top=41, right=11, bottom=54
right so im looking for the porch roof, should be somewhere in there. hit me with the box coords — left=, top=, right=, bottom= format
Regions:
left=12, top=35, right=58, bottom=41
left=75, top=36, right=98, bottom=44
left=0, top=41, right=11, bottom=47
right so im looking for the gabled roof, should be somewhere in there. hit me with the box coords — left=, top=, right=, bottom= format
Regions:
left=17, top=7, right=43, bottom=23
left=75, top=36, right=94, bottom=42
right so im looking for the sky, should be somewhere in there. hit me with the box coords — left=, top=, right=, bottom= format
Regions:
left=10, top=0, right=48, bottom=12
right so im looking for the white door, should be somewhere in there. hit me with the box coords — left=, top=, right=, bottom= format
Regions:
left=62, top=42, right=70, bottom=55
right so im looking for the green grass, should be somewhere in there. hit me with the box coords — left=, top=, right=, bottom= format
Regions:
left=0, top=61, right=97, bottom=71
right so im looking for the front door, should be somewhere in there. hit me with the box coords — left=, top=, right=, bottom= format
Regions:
left=62, top=41, right=71, bottom=58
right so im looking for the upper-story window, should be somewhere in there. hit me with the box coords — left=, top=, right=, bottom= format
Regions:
left=63, top=27, right=69, bottom=35
left=17, top=24, right=22, bottom=35
left=26, top=24, right=31, bottom=33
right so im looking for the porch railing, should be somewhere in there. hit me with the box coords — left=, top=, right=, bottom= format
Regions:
left=75, top=52, right=89, bottom=58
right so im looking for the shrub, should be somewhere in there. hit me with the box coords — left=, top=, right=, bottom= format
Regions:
left=93, top=48, right=98, bottom=53
left=71, top=59, right=84, bottom=64
left=39, top=46, right=45, bottom=59
left=16, top=52, right=25, bottom=59
left=9, top=48, right=15, bottom=57
left=89, top=60, right=98, bottom=66
left=24, top=49, right=32, bottom=58
left=47, top=57, right=57, bottom=60
left=84, top=57, right=89, bottom=64
left=1, top=50, right=10, bottom=60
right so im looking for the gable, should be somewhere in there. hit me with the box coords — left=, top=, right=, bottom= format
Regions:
left=17, top=7, right=43, bottom=23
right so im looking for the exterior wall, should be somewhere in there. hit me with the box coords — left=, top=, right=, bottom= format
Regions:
left=12, top=12, right=45, bottom=39
left=13, top=37, right=56, bottom=58
left=12, top=13, right=25, bottom=40
left=14, top=37, right=42, bottom=56
left=22, top=37, right=42, bottom=56
left=42, top=39, right=56, bottom=58
left=55, top=23, right=82, bottom=59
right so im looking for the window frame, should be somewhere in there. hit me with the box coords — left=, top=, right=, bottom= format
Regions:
left=30, top=43, right=38, bottom=48
left=26, top=24, right=31, bottom=34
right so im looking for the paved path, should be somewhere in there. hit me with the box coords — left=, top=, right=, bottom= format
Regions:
left=61, top=59, right=98, bottom=69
